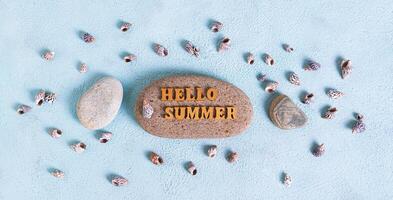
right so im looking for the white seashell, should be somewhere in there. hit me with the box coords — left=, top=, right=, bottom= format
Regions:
left=142, top=100, right=154, bottom=119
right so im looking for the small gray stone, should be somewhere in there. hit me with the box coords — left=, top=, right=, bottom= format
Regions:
left=269, top=95, right=307, bottom=129
left=76, top=77, right=123, bottom=130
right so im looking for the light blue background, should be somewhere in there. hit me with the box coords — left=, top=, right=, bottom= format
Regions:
left=1, top=0, right=392, bottom=199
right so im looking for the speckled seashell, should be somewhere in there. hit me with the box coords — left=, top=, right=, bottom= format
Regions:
left=352, top=120, right=366, bottom=134
left=265, top=81, right=279, bottom=93
left=82, top=32, right=95, bottom=43
left=187, top=162, right=197, bottom=175
left=79, top=63, right=88, bottom=73
left=312, top=143, right=325, bottom=157
left=227, top=152, right=238, bottom=163
left=207, top=145, right=217, bottom=158
left=44, top=92, right=56, bottom=104
left=43, top=51, right=55, bottom=60
left=322, top=107, right=337, bottom=119
left=301, top=93, right=314, bottom=104
left=142, top=100, right=154, bottom=119
left=283, top=44, right=294, bottom=53
left=304, top=61, right=321, bottom=71
left=327, top=89, right=344, bottom=99
left=17, top=104, right=31, bottom=115
left=184, top=41, right=200, bottom=57
left=283, top=173, right=292, bottom=187
left=35, top=90, right=46, bottom=106
left=50, top=128, right=62, bottom=138
left=51, top=169, right=65, bottom=179
left=288, top=72, right=300, bottom=85
left=264, top=54, right=274, bottom=66
left=150, top=152, right=164, bottom=165
left=218, top=37, right=231, bottom=52
left=99, top=132, right=112, bottom=143
left=257, top=74, right=267, bottom=82
left=340, top=59, right=352, bottom=79
left=210, top=21, right=223, bottom=32
left=355, top=113, right=364, bottom=121
left=154, top=44, right=168, bottom=57
left=71, top=142, right=87, bottom=153
left=123, top=54, right=137, bottom=63
left=111, top=176, right=128, bottom=186
left=120, top=22, right=132, bottom=32
left=246, top=53, right=255, bottom=65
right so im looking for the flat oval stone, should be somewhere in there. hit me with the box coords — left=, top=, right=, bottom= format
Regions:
left=77, top=77, right=123, bottom=130
left=135, top=75, right=253, bottom=138
left=269, top=94, right=307, bottom=129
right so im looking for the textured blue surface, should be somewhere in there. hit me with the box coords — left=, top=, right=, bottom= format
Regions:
left=1, top=0, right=392, bottom=199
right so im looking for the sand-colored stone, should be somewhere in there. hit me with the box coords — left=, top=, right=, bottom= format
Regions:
left=77, top=77, right=123, bottom=130
left=135, top=75, right=253, bottom=138
left=269, top=94, right=307, bottom=129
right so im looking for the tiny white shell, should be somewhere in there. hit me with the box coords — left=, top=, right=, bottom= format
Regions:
left=265, top=81, right=279, bottom=93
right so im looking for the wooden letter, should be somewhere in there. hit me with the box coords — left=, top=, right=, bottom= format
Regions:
left=185, top=87, right=196, bottom=101
left=200, top=107, right=214, bottom=119
left=186, top=107, right=200, bottom=120
left=164, top=107, right=174, bottom=119
left=215, top=107, right=226, bottom=120
left=226, top=107, right=236, bottom=119
left=206, top=88, right=218, bottom=101
left=174, top=88, right=185, bottom=101
left=174, top=107, right=186, bottom=120
left=161, top=88, right=173, bottom=101
left=195, top=87, right=205, bottom=101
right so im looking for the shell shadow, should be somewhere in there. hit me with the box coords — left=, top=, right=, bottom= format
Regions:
left=150, top=42, right=158, bottom=54
left=67, top=72, right=109, bottom=123
left=182, top=161, right=195, bottom=174
left=335, top=55, right=344, bottom=77
left=116, top=20, right=128, bottom=29
left=119, top=51, right=130, bottom=60
left=346, top=120, right=356, bottom=130
left=284, top=70, right=293, bottom=81
left=45, top=127, right=56, bottom=137
left=29, top=88, right=42, bottom=102
left=224, top=149, right=232, bottom=161
left=319, top=104, right=331, bottom=117
left=279, top=171, right=286, bottom=183
left=180, top=39, right=188, bottom=51
left=214, top=35, right=224, bottom=51
left=202, top=144, right=215, bottom=157
left=106, top=173, right=121, bottom=184
left=206, top=19, right=217, bottom=30
left=324, top=87, right=335, bottom=94
left=75, top=61, right=84, bottom=72
left=47, top=167, right=58, bottom=174
left=67, top=139, right=80, bottom=146
left=243, top=52, right=250, bottom=64
left=38, top=48, right=50, bottom=58
left=76, top=30, right=85, bottom=41
left=94, top=130, right=108, bottom=141
left=298, top=90, right=309, bottom=103
left=310, top=140, right=319, bottom=154
left=144, top=151, right=152, bottom=161
left=302, top=57, right=313, bottom=70
left=261, top=53, right=268, bottom=62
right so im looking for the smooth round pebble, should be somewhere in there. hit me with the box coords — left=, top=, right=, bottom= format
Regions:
left=77, top=77, right=123, bottom=130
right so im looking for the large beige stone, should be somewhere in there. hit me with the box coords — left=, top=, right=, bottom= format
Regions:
left=77, top=77, right=123, bottom=130
left=135, top=75, right=253, bottom=138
